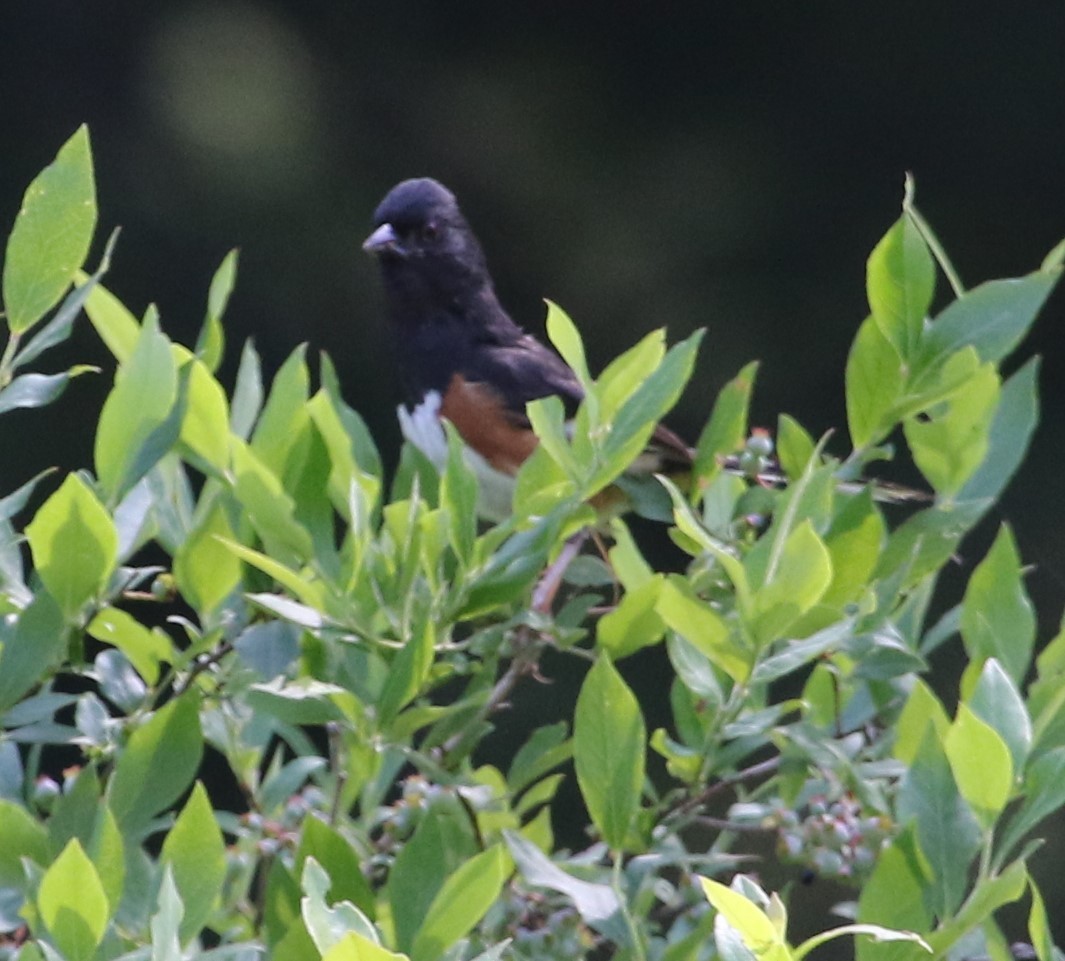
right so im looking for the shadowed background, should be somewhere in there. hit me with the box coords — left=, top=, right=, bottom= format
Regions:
left=2, top=1, right=1064, bottom=948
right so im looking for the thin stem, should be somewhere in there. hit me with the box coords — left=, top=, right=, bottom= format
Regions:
left=612, top=852, right=646, bottom=961
left=905, top=199, right=965, bottom=298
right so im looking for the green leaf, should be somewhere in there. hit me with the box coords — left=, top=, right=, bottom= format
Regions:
left=597, top=576, right=665, bottom=659
left=250, top=344, right=310, bottom=475
left=196, top=249, right=237, bottom=372
left=173, top=504, right=242, bottom=614
left=108, top=693, right=204, bottom=834
left=37, top=839, right=109, bottom=961
left=81, top=279, right=140, bottom=363
left=0, top=368, right=96, bottom=416
left=87, top=606, right=172, bottom=685
left=574, top=654, right=646, bottom=849
left=321, top=933, right=407, bottom=961
left=440, top=424, right=478, bottom=564
left=296, top=815, right=375, bottom=920
left=410, top=844, right=507, bottom=961
left=596, top=329, right=665, bottom=421
left=958, top=357, right=1039, bottom=507
left=657, top=576, right=749, bottom=682
left=388, top=803, right=479, bottom=953
left=855, top=828, right=933, bottom=961
left=967, top=658, right=1031, bottom=774
left=231, top=339, right=264, bottom=440
left=917, top=272, right=1058, bottom=372
left=230, top=440, right=314, bottom=563
left=893, top=680, right=950, bottom=765
left=0, top=591, right=67, bottom=712
left=997, top=747, right=1065, bottom=856
left=150, top=866, right=184, bottom=961
left=846, top=315, right=905, bottom=449
left=300, top=858, right=378, bottom=956
left=960, top=525, right=1035, bottom=683
left=775, top=414, right=815, bottom=482
left=377, top=616, right=435, bottom=725
left=593, top=330, right=703, bottom=490
left=160, top=782, right=226, bottom=943
left=26, top=473, right=117, bottom=619
left=0, top=799, right=49, bottom=887
left=866, top=213, right=935, bottom=361
left=944, top=705, right=1013, bottom=824
left=875, top=501, right=984, bottom=590
left=897, top=727, right=982, bottom=916
left=85, top=806, right=124, bottom=920
left=503, top=830, right=624, bottom=941
left=180, top=359, right=230, bottom=471
left=905, top=354, right=1000, bottom=496
left=544, top=300, right=591, bottom=386
left=692, top=360, right=758, bottom=489
left=4, top=126, right=96, bottom=334
left=750, top=520, right=832, bottom=646
left=94, top=314, right=179, bottom=499
left=699, top=877, right=788, bottom=961
left=1028, top=881, right=1053, bottom=961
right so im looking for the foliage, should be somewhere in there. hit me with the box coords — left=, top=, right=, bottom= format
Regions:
left=0, top=127, right=1063, bottom=961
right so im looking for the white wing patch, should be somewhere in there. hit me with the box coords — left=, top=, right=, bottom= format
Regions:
left=398, top=391, right=517, bottom=522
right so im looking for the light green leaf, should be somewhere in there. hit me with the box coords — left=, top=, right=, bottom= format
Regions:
left=699, top=877, right=788, bottom=961
left=180, top=359, right=230, bottom=470
left=161, top=782, right=227, bottom=943
left=411, top=844, right=507, bottom=961
left=750, top=520, right=832, bottom=646
left=4, top=126, right=96, bottom=334
left=846, top=315, right=905, bottom=449
left=597, top=576, right=665, bottom=659
left=321, top=933, right=408, bottom=961
left=94, top=314, right=179, bottom=499
left=893, top=680, right=950, bottom=765
left=960, top=524, right=1035, bottom=683
left=945, top=704, right=1013, bottom=823
left=692, top=360, right=759, bottom=490
left=574, top=654, right=646, bottom=849
left=905, top=354, right=1000, bottom=496
left=545, top=300, right=591, bottom=386
left=173, top=505, right=242, bottom=614
left=866, top=213, right=934, bottom=360
left=38, top=839, right=109, bottom=961
left=87, top=606, right=172, bottom=685
left=26, top=473, right=117, bottom=619
left=657, top=576, right=749, bottom=682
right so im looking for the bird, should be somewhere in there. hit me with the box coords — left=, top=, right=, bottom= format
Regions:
left=362, top=177, right=693, bottom=522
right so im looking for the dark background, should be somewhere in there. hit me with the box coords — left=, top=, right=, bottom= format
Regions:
left=3, top=1, right=1064, bottom=948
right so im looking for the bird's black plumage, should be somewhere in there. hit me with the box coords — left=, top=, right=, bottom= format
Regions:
left=364, top=178, right=584, bottom=426
left=363, top=178, right=693, bottom=520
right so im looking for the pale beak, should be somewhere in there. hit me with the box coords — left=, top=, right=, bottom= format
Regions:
left=362, top=222, right=404, bottom=256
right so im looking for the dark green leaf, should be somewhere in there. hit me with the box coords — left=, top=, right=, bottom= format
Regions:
left=960, top=524, right=1035, bottom=683
left=692, top=360, right=758, bottom=490
left=897, top=727, right=981, bottom=916
left=108, top=694, right=204, bottom=835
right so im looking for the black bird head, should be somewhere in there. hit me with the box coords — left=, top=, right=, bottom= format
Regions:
left=363, top=178, right=493, bottom=324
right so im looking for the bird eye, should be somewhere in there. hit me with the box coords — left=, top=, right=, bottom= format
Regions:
left=421, top=221, right=440, bottom=242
